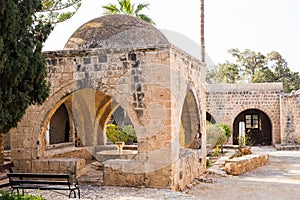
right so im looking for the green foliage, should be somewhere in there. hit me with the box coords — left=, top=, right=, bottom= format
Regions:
left=0, top=190, right=45, bottom=200
left=38, top=0, right=81, bottom=23
left=238, top=132, right=254, bottom=147
left=215, top=123, right=231, bottom=138
left=106, top=124, right=137, bottom=144
left=206, top=48, right=300, bottom=93
left=206, top=123, right=226, bottom=151
left=102, top=0, right=156, bottom=25
left=207, top=123, right=232, bottom=154
left=0, top=0, right=52, bottom=133
left=213, top=145, right=220, bottom=156
left=206, top=157, right=212, bottom=168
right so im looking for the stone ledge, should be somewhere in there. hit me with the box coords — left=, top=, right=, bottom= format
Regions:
left=275, top=144, right=300, bottom=151
left=224, top=154, right=269, bottom=175
left=32, top=158, right=86, bottom=178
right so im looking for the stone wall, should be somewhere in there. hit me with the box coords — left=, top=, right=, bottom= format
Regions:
left=104, top=148, right=203, bottom=191
left=280, top=93, right=300, bottom=144
left=206, top=83, right=283, bottom=144
left=14, top=158, right=86, bottom=179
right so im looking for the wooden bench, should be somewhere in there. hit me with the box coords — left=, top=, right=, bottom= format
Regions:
left=8, top=173, right=80, bottom=199
left=0, top=162, right=14, bottom=188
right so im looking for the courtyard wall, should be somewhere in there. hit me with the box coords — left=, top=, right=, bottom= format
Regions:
left=206, top=83, right=283, bottom=144
left=280, top=92, right=300, bottom=144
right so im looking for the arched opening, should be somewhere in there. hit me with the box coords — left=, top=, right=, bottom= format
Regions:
left=180, top=89, right=200, bottom=148
left=48, top=104, right=70, bottom=145
left=206, top=112, right=216, bottom=124
left=233, top=109, right=272, bottom=146
left=105, top=106, right=137, bottom=145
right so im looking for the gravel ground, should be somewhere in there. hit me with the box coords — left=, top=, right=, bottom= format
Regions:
left=22, top=147, right=300, bottom=200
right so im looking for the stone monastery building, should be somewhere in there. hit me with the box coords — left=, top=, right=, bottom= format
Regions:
left=8, top=14, right=300, bottom=190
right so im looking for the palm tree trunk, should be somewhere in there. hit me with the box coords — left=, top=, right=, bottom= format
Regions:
left=200, top=0, right=205, bottom=63
left=0, top=133, right=4, bottom=164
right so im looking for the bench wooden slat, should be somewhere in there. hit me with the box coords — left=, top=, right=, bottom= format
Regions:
left=10, top=180, right=71, bottom=185
left=8, top=173, right=70, bottom=179
left=11, top=185, right=75, bottom=190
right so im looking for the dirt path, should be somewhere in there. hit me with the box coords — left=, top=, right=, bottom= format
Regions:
left=188, top=147, right=300, bottom=200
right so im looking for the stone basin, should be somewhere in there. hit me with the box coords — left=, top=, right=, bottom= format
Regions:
left=96, top=150, right=138, bottom=163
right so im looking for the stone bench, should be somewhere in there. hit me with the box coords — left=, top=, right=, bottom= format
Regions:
left=224, top=154, right=269, bottom=175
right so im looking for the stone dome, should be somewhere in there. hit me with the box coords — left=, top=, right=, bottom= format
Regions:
left=64, top=14, right=169, bottom=50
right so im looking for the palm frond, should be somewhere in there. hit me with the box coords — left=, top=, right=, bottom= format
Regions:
left=137, top=14, right=155, bottom=25
left=102, top=4, right=120, bottom=14
left=135, top=3, right=149, bottom=14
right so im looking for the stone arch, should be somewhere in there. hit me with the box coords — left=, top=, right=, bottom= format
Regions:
left=233, top=108, right=272, bottom=146
left=180, top=88, right=200, bottom=148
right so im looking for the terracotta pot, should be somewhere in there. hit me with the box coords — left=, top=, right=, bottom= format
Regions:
left=239, top=146, right=252, bottom=156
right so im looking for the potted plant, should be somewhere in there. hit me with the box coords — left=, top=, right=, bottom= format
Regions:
left=238, top=131, right=254, bottom=155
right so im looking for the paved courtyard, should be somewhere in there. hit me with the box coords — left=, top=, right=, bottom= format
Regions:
left=29, top=147, right=300, bottom=200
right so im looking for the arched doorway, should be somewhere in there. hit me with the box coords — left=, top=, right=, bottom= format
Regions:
left=48, top=104, right=70, bottom=145
left=233, top=109, right=272, bottom=145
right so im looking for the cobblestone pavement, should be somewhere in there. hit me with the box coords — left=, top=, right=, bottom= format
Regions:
left=26, top=147, right=300, bottom=200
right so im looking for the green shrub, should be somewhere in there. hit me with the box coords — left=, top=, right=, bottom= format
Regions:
left=206, top=123, right=226, bottom=153
left=0, top=191, right=44, bottom=200
left=215, top=124, right=231, bottom=138
left=106, top=124, right=137, bottom=144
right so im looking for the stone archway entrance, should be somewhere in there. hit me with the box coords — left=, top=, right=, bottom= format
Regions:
left=233, top=109, right=272, bottom=146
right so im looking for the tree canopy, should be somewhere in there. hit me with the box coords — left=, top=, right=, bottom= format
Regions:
left=39, top=0, right=81, bottom=23
left=102, top=0, right=155, bottom=25
left=0, top=0, right=52, bottom=133
left=206, top=48, right=300, bottom=93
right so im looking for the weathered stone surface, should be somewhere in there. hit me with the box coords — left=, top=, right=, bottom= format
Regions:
left=64, top=14, right=169, bottom=50
left=10, top=14, right=206, bottom=191
left=224, top=154, right=269, bottom=175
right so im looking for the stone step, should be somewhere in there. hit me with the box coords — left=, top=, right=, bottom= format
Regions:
left=78, top=175, right=104, bottom=186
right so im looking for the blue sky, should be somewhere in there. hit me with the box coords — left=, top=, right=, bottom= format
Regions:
left=44, top=0, right=300, bottom=72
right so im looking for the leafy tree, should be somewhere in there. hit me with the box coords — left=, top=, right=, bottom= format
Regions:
left=207, top=48, right=300, bottom=93
left=39, top=0, right=82, bottom=23
left=102, top=0, right=156, bottom=25
left=0, top=0, right=52, bottom=134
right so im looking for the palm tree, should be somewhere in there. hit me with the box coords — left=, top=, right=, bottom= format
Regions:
left=200, top=0, right=205, bottom=63
left=102, top=0, right=155, bottom=25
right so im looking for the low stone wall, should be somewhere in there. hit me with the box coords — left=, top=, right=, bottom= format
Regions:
left=103, top=149, right=203, bottom=191
left=45, top=146, right=93, bottom=160
left=31, top=158, right=86, bottom=179
left=224, top=154, right=269, bottom=175
left=275, top=144, right=300, bottom=151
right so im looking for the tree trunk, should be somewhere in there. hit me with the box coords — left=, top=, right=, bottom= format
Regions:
left=200, top=0, right=205, bottom=63
left=0, top=133, right=4, bottom=164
